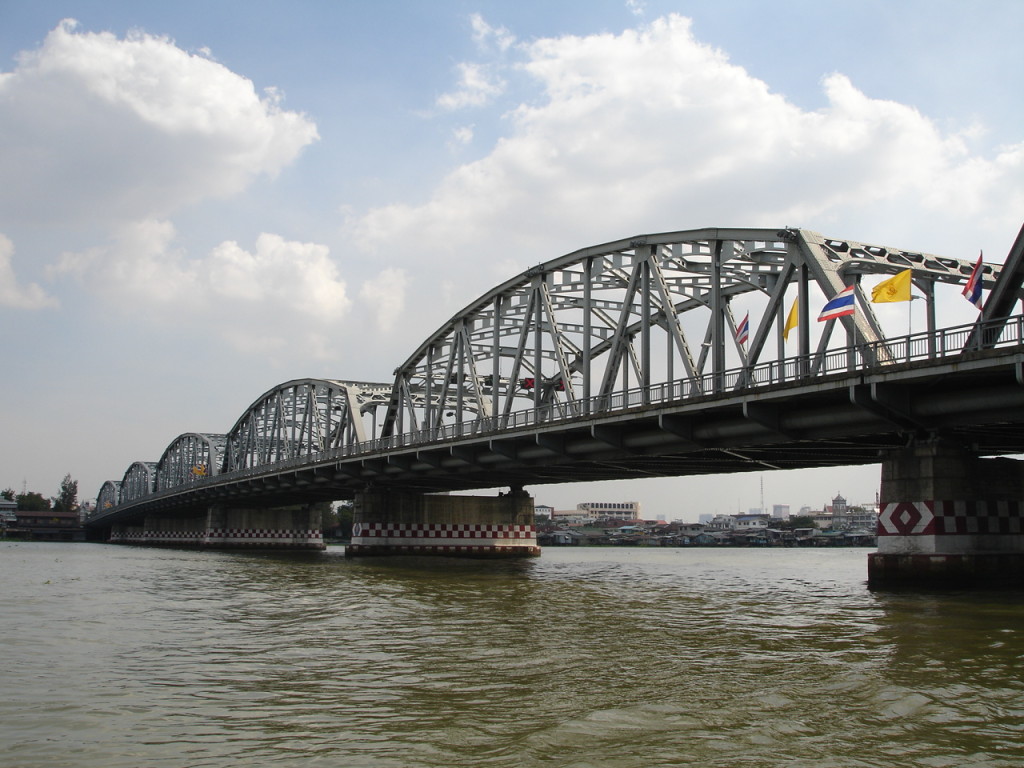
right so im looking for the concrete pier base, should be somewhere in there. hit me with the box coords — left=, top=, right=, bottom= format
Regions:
left=870, top=439, right=1024, bottom=588
left=109, top=524, right=143, bottom=544
left=202, top=504, right=325, bottom=550
left=108, top=504, right=325, bottom=550
left=868, top=552, right=1024, bottom=588
left=347, top=490, right=540, bottom=557
left=141, top=515, right=205, bottom=546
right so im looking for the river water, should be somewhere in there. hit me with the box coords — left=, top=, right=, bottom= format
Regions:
left=2, top=541, right=1022, bottom=768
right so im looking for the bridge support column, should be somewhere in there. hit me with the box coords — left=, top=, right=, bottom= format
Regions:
left=201, top=504, right=325, bottom=550
left=869, top=439, right=1024, bottom=588
left=142, top=515, right=205, bottom=546
left=347, top=489, right=540, bottom=557
left=109, top=523, right=143, bottom=544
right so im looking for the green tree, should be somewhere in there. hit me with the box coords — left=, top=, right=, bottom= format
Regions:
left=781, top=515, right=818, bottom=530
left=1, top=488, right=13, bottom=501
left=333, top=500, right=354, bottom=538
left=16, top=491, right=50, bottom=511
left=53, top=474, right=78, bottom=512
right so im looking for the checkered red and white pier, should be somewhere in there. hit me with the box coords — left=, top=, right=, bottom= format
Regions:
left=878, top=500, right=1024, bottom=537
left=141, top=529, right=204, bottom=544
left=204, top=528, right=324, bottom=547
left=349, top=521, right=538, bottom=554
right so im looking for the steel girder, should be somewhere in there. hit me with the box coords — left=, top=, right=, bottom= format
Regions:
left=223, top=378, right=392, bottom=472
left=156, top=432, right=227, bottom=491
left=968, top=221, right=1024, bottom=348
left=381, top=227, right=996, bottom=439
left=120, top=461, right=157, bottom=503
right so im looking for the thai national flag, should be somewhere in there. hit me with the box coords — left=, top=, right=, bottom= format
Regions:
left=735, top=312, right=749, bottom=346
left=817, top=285, right=856, bottom=322
left=963, top=251, right=984, bottom=309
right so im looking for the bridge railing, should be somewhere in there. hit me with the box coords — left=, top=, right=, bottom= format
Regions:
left=96, top=315, right=1024, bottom=517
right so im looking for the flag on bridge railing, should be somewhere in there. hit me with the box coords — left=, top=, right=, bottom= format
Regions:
left=871, top=269, right=912, bottom=303
left=963, top=251, right=984, bottom=309
left=817, top=285, right=856, bottom=322
left=735, top=312, right=749, bottom=347
left=783, top=298, right=798, bottom=341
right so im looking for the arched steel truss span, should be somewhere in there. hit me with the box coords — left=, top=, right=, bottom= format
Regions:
left=381, top=227, right=997, bottom=440
left=92, top=226, right=1022, bottom=519
left=97, top=481, right=121, bottom=512
left=120, top=462, right=157, bottom=504
left=156, top=433, right=227, bottom=491
left=223, top=379, right=392, bottom=472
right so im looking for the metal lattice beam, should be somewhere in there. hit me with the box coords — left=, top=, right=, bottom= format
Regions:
left=381, top=227, right=996, bottom=438
left=223, top=379, right=392, bottom=472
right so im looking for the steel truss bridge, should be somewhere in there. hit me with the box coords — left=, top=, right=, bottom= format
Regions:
left=89, top=225, right=1024, bottom=526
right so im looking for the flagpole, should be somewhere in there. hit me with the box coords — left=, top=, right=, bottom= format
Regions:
left=909, top=294, right=922, bottom=359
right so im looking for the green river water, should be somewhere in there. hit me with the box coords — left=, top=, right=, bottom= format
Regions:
left=1, top=542, right=1022, bottom=767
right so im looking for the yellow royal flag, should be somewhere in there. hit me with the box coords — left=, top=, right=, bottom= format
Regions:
left=783, top=298, right=799, bottom=341
left=871, top=269, right=912, bottom=303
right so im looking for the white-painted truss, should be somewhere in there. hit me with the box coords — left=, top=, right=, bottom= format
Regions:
left=381, top=227, right=996, bottom=438
left=156, top=433, right=227, bottom=491
left=223, top=378, right=392, bottom=472
left=120, top=462, right=157, bottom=503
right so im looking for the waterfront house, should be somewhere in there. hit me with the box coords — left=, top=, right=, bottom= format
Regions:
left=9, top=509, right=84, bottom=541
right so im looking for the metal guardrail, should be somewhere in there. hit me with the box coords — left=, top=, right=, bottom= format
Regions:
left=90, top=316, right=1024, bottom=520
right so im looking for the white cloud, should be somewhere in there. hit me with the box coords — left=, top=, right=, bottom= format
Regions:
left=469, top=13, right=516, bottom=52
left=50, top=221, right=353, bottom=359
left=436, top=61, right=506, bottom=110
left=358, top=268, right=408, bottom=333
left=351, top=12, right=1024, bottom=300
left=0, top=234, right=58, bottom=309
left=449, top=125, right=475, bottom=149
left=0, top=19, right=319, bottom=228
left=625, top=0, right=647, bottom=17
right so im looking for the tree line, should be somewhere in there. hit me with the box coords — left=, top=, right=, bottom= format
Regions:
left=2, top=474, right=78, bottom=512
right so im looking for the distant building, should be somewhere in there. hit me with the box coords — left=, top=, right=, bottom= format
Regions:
left=7, top=509, right=84, bottom=541
left=820, top=494, right=877, bottom=531
left=698, top=513, right=713, bottom=525
left=829, top=493, right=849, bottom=528
left=772, top=504, right=789, bottom=519
left=577, top=501, right=641, bottom=519
left=706, top=512, right=770, bottom=530
left=534, top=504, right=554, bottom=519
left=551, top=508, right=597, bottom=525
left=0, top=498, right=16, bottom=524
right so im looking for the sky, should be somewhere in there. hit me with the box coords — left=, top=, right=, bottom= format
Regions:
left=1, top=0, right=1022, bottom=520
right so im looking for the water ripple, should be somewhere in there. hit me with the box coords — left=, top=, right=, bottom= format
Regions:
left=2, top=542, right=1023, bottom=767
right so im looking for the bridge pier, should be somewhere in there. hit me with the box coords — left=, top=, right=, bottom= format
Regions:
left=201, top=504, right=325, bottom=550
left=869, top=438, right=1024, bottom=588
left=106, top=506, right=325, bottom=549
left=347, top=489, right=540, bottom=557
left=141, top=515, right=205, bottom=546
left=109, top=523, right=142, bottom=545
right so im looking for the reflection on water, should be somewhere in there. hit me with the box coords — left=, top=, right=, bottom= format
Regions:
left=1, top=542, right=1022, bottom=767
